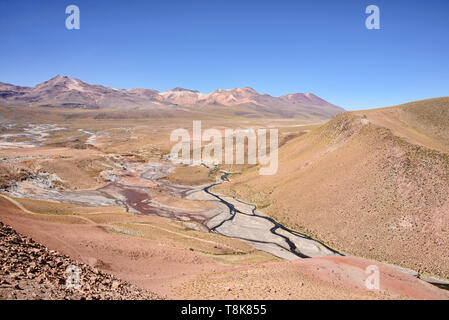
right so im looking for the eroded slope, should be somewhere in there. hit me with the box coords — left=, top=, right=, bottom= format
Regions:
left=216, top=98, right=449, bottom=280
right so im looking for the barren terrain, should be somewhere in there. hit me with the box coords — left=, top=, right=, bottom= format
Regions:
left=0, top=95, right=448, bottom=300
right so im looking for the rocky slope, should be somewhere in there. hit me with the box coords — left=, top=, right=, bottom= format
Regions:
left=0, top=221, right=161, bottom=300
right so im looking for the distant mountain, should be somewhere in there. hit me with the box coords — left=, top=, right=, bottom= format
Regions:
left=0, top=76, right=344, bottom=119
left=0, top=82, right=30, bottom=99
left=0, top=76, right=156, bottom=109
left=281, top=92, right=334, bottom=106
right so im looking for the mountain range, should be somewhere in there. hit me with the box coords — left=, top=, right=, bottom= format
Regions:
left=0, top=76, right=344, bottom=120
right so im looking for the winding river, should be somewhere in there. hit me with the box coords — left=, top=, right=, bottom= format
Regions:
left=133, top=163, right=342, bottom=260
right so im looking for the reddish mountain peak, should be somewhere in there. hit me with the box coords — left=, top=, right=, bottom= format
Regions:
left=234, top=86, right=257, bottom=92
left=48, top=75, right=67, bottom=81
left=279, top=92, right=343, bottom=110
left=46, top=75, right=77, bottom=84
left=128, top=88, right=162, bottom=101
left=212, top=87, right=259, bottom=97
left=281, top=92, right=320, bottom=102
left=36, top=75, right=82, bottom=88
left=129, top=88, right=160, bottom=94
left=169, top=87, right=200, bottom=93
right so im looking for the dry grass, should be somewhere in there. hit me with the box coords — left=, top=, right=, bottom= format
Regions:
left=13, top=198, right=125, bottom=215
left=174, top=263, right=381, bottom=300
left=165, top=165, right=215, bottom=186
left=38, top=157, right=112, bottom=190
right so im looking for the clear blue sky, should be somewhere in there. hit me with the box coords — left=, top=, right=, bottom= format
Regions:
left=0, top=0, right=448, bottom=110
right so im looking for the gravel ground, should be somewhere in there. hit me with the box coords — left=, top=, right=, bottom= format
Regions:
left=0, top=221, right=162, bottom=300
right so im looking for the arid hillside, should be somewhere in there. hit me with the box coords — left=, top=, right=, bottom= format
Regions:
left=216, top=97, right=449, bottom=280
left=361, top=97, right=449, bottom=152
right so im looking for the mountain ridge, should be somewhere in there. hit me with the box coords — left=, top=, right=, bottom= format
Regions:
left=0, top=76, right=344, bottom=119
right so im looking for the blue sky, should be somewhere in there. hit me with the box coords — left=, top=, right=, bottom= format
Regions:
left=0, top=0, right=448, bottom=110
